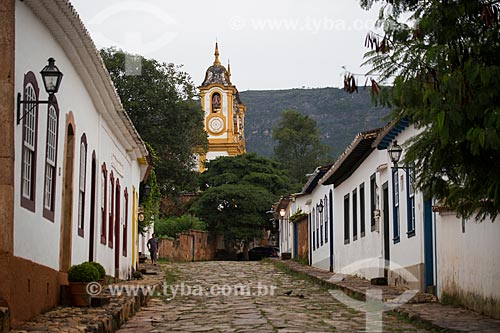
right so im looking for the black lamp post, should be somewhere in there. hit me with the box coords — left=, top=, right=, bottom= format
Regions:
left=388, top=140, right=415, bottom=182
left=17, top=58, right=64, bottom=124
left=143, top=184, right=152, bottom=198
left=317, top=199, right=324, bottom=214
left=388, top=140, right=403, bottom=167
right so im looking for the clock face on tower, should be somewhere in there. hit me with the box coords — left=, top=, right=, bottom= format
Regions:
left=208, top=116, right=224, bottom=134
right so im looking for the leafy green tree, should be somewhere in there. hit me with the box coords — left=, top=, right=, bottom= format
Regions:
left=100, top=47, right=208, bottom=196
left=192, top=154, right=295, bottom=258
left=155, top=215, right=206, bottom=238
left=359, top=0, right=500, bottom=220
left=273, top=110, right=330, bottom=183
left=200, top=153, right=296, bottom=195
left=190, top=184, right=275, bottom=258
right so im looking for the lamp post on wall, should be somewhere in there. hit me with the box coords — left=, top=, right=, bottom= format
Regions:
left=388, top=140, right=403, bottom=168
left=143, top=184, right=151, bottom=198
left=17, top=58, right=64, bottom=124
left=317, top=199, right=324, bottom=214
left=388, top=140, right=415, bottom=182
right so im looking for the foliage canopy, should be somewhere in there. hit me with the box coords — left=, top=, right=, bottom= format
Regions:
left=360, top=0, right=500, bottom=220
left=100, top=47, right=208, bottom=196
left=192, top=154, right=295, bottom=247
left=273, top=110, right=330, bottom=184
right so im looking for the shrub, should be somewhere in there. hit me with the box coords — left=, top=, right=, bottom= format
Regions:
left=68, top=262, right=99, bottom=283
left=87, top=261, right=106, bottom=280
left=155, top=214, right=206, bottom=238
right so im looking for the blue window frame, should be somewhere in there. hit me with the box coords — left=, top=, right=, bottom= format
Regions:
left=319, top=203, right=323, bottom=246
left=313, top=208, right=316, bottom=250
left=370, top=174, right=377, bottom=232
left=406, top=167, right=416, bottom=237
left=324, top=195, right=328, bottom=243
left=352, top=189, right=358, bottom=241
left=392, top=169, right=400, bottom=243
left=316, top=207, right=320, bottom=248
left=360, top=183, right=366, bottom=237
left=344, top=194, right=350, bottom=244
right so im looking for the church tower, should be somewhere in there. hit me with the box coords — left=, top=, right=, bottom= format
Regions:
left=197, top=43, right=246, bottom=171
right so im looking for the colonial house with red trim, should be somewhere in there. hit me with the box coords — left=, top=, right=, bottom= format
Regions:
left=0, top=0, right=149, bottom=327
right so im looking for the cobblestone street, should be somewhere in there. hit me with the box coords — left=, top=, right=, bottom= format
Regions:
left=117, top=261, right=432, bottom=332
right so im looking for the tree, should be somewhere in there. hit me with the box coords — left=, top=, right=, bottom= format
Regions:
left=200, top=153, right=296, bottom=195
left=190, top=184, right=275, bottom=259
left=100, top=48, right=208, bottom=196
left=191, top=154, right=295, bottom=258
left=359, top=0, right=500, bottom=220
left=273, top=110, right=330, bottom=183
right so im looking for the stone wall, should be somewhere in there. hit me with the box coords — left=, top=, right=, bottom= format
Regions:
left=157, top=230, right=216, bottom=262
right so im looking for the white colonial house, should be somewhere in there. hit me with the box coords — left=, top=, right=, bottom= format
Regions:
left=0, top=0, right=149, bottom=327
left=305, top=166, right=334, bottom=271
left=321, top=121, right=434, bottom=292
left=276, top=165, right=334, bottom=271
left=321, top=128, right=388, bottom=282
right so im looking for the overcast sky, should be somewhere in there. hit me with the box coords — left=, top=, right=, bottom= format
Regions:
left=70, top=0, right=382, bottom=91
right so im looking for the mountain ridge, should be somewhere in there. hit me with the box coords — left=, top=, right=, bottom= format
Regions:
left=240, top=87, right=390, bottom=160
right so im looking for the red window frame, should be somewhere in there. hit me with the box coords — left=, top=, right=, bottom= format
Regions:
left=108, top=171, right=114, bottom=248
left=100, top=163, right=107, bottom=244
left=20, top=71, right=40, bottom=212
left=77, top=134, right=87, bottom=237
left=42, top=98, right=59, bottom=221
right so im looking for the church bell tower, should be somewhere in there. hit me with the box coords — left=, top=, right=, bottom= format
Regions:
left=197, top=43, right=246, bottom=171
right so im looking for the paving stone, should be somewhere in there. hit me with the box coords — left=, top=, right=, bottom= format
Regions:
left=14, top=260, right=500, bottom=332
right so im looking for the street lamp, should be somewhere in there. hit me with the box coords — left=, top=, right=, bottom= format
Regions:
left=388, top=140, right=403, bottom=167
left=317, top=199, right=324, bottom=214
left=17, top=58, right=64, bottom=124
left=388, top=140, right=415, bottom=182
left=143, top=184, right=152, bottom=198
left=279, top=208, right=286, bottom=217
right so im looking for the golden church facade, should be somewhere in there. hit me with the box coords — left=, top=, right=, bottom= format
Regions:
left=197, top=43, right=246, bottom=171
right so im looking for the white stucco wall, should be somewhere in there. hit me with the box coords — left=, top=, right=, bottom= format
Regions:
left=436, top=213, right=500, bottom=311
left=386, top=126, right=426, bottom=274
left=14, top=2, right=142, bottom=279
left=309, top=184, right=333, bottom=271
left=333, top=149, right=386, bottom=279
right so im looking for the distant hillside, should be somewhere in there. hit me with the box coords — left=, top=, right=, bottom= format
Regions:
left=240, top=88, right=390, bottom=160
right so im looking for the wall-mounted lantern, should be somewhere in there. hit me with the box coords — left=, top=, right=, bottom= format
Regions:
left=17, top=58, right=63, bottom=125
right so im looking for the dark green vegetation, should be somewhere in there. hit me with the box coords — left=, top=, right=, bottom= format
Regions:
left=241, top=88, right=389, bottom=159
left=100, top=48, right=208, bottom=197
left=191, top=154, right=295, bottom=258
left=155, top=215, right=207, bottom=238
left=360, top=0, right=500, bottom=220
left=273, top=110, right=331, bottom=183
left=68, top=262, right=100, bottom=283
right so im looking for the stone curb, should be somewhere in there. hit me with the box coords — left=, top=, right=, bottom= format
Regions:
left=9, top=265, right=166, bottom=333
left=272, top=259, right=500, bottom=333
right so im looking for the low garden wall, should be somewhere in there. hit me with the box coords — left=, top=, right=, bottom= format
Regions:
left=157, top=230, right=216, bottom=262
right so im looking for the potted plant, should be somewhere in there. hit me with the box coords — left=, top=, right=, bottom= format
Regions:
left=68, top=262, right=100, bottom=306
left=87, top=261, right=106, bottom=284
